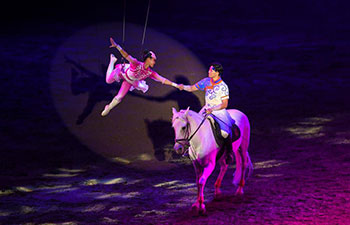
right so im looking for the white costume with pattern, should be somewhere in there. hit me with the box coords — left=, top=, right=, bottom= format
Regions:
left=195, top=77, right=234, bottom=136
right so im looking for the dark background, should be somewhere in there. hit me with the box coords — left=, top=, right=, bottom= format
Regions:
left=3, top=0, right=350, bottom=24
left=1, top=0, right=350, bottom=224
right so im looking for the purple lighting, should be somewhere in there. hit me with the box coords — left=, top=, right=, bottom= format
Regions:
left=1, top=0, right=350, bottom=224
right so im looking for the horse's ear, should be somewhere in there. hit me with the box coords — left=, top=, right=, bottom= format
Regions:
left=184, top=106, right=190, bottom=117
left=172, top=107, right=177, bottom=115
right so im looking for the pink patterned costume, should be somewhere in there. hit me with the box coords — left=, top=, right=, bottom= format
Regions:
left=111, top=56, right=158, bottom=93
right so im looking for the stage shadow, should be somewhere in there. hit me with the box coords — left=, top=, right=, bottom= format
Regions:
left=131, top=75, right=202, bottom=160
left=65, top=60, right=203, bottom=160
left=65, top=56, right=118, bottom=125
left=144, top=119, right=177, bottom=161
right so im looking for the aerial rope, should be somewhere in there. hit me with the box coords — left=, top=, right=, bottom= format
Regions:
left=141, top=0, right=151, bottom=48
left=120, top=0, right=151, bottom=71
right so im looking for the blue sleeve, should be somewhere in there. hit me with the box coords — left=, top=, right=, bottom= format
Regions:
left=195, top=78, right=210, bottom=91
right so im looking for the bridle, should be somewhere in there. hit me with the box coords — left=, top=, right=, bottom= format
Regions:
left=173, top=110, right=235, bottom=157
left=174, top=118, right=191, bottom=148
left=174, top=113, right=209, bottom=154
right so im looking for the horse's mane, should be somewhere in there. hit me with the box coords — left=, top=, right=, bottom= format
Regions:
left=179, top=109, right=203, bottom=122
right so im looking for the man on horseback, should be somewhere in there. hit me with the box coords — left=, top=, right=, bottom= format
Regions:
left=179, top=63, right=237, bottom=143
left=172, top=65, right=251, bottom=212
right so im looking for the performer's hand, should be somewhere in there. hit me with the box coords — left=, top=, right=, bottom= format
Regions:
left=177, top=84, right=184, bottom=91
left=109, top=37, right=118, bottom=48
left=205, top=108, right=213, bottom=114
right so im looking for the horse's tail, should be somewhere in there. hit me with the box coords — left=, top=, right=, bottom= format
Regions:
left=246, top=151, right=253, bottom=179
left=241, top=114, right=253, bottom=179
left=231, top=111, right=253, bottom=186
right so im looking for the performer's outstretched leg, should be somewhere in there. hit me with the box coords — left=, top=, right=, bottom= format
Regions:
left=101, top=81, right=132, bottom=116
left=106, top=54, right=118, bottom=84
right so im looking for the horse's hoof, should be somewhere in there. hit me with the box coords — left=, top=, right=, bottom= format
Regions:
left=199, top=204, right=206, bottom=215
left=235, top=188, right=244, bottom=196
left=190, top=204, right=199, bottom=215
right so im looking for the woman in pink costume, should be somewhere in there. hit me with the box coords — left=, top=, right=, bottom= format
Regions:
left=102, top=37, right=182, bottom=116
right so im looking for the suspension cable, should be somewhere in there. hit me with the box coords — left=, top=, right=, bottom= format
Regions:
left=122, top=0, right=126, bottom=44
left=141, top=0, right=151, bottom=47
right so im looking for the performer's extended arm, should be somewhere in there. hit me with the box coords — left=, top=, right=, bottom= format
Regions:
left=109, top=37, right=138, bottom=65
left=152, top=73, right=181, bottom=89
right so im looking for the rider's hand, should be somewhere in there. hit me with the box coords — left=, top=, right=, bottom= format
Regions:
left=205, top=108, right=213, bottom=114
left=177, top=84, right=184, bottom=91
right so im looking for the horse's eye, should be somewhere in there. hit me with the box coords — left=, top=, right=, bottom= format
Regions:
left=181, top=126, right=186, bottom=130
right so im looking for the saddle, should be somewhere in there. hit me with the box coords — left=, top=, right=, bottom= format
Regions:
left=208, top=116, right=241, bottom=163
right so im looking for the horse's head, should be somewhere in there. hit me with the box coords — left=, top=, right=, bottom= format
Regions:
left=172, top=107, right=191, bottom=155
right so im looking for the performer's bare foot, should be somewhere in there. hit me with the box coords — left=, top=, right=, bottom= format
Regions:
left=101, top=105, right=110, bottom=117
left=110, top=54, right=117, bottom=64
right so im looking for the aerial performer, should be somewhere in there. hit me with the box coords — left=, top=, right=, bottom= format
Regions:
left=101, top=37, right=182, bottom=116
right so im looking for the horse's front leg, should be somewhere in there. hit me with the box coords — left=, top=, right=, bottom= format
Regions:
left=191, top=161, right=203, bottom=213
left=192, top=161, right=215, bottom=215
left=192, top=162, right=201, bottom=204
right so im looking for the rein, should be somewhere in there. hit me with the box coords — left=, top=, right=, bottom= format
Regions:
left=210, top=113, right=231, bottom=128
left=175, top=114, right=209, bottom=149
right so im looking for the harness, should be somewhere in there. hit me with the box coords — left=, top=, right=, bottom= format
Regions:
left=174, top=114, right=209, bottom=156
left=174, top=111, right=239, bottom=158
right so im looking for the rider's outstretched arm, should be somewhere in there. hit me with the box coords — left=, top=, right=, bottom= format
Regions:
left=182, top=84, right=198, bottom=92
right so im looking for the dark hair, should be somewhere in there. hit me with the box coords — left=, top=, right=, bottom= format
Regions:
left=210, top=62, right=224, bottom=77
left=142, top=49, right=153, bottom=62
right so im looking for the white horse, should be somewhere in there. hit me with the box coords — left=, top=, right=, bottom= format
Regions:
left=172, top=107, right=253, bottom=214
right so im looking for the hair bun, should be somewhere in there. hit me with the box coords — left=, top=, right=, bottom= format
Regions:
left=142, top=50, right=153, bottom=62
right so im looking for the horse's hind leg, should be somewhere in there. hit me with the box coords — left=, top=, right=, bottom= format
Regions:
left=236, top=146, right=253, bottom=195
left=214, top=156, right=228, bottom=199
left=232, top=139, right=245, bottom=195
left=235, top=147, right=245, bottom=195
